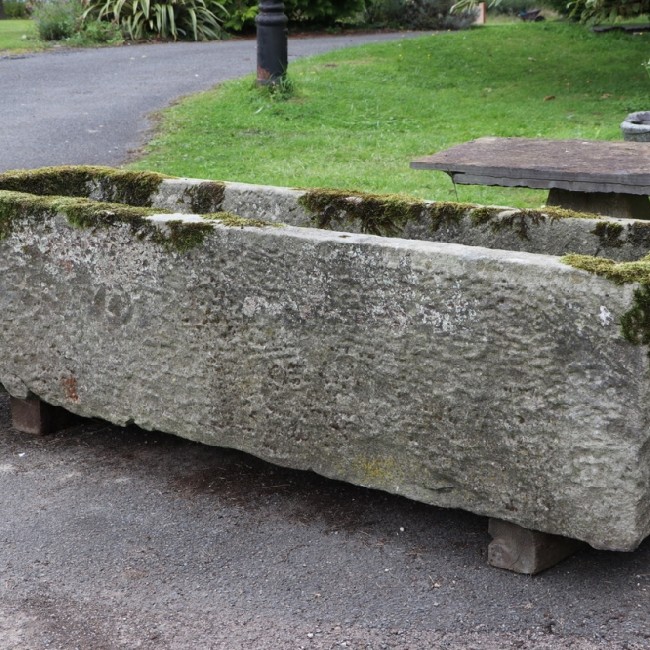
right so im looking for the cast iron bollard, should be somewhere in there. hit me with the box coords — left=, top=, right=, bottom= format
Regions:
left=256, top=0, right=288, bottom=85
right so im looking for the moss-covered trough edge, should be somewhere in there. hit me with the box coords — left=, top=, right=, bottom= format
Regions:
left=0, top=165, right=169, bottom=207
left=562, top=253, right=650, bottom=349
left=0, top=191, right=276, bottom=254
left=298, top=187, right=606, bottom=239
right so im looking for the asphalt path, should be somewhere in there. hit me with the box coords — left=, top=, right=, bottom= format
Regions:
left=0, top=33, right=417, bottom=172
left=0, top=34, right=649, bottom=650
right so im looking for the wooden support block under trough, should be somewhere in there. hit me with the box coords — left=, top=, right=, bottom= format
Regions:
left=488, top=519, right=585, bottom=574
left=10, top=396, right=79, bottom=435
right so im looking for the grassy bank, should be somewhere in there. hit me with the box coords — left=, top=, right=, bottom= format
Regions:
left=131, top=23, right=649, bottom=208
left=0, top=19, right=40, bottom=53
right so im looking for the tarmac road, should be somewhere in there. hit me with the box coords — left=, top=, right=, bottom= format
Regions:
left=0, top=395, right=649, bottom=649
left=0, top=33, right=649, bottom=650
left=0, top=32, right=417, bottom=172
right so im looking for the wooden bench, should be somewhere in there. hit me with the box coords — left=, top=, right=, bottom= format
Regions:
left=411, top=137, right=650, bottom=219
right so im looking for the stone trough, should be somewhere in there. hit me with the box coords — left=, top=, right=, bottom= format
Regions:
left=1, top=166, right=650, bottom=574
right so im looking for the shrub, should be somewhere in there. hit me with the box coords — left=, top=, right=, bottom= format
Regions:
left=82, top=0, right=227, bottom=40
left=487, top=0, right=543, bottom=14
left=70, top=16, right=123, bottom=43
left=221, top=0, right=365, bottom=32
left=285, top=0, right=365, bottom=24
left=4, top=0, right=30, bottom=18
left=567, top=0, right=650, bottom=21
left=222, top=0, right=258, bottom=32
left=365, top=0, right=475, bottom=29
left=32, top=0, right=83, bottom=40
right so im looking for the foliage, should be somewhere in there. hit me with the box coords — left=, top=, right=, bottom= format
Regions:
left=220, top=0, right=365, bottom=32
left=285, top=0, right=365, bottom=24
left=487, top=0, right=545, bottom=15
left=70, top=16, right=122, bottom=43
left=539, top=0, right=573, bottom=16
left=366, top=0, right=476, bottom=28
left=130, top=24, right=650, bottom=210
left=568, top=0, right=650, bottom=21
left=82, top=0, right=227, bottom=40
left=452, top=0, right=650, bottom=19
left=221, top=0, right=257, bottom=31
left=3, top=0, right=30, bottom=18
left=31, top=0, right=122, bottom=43
left=32, top=0, right=83, bottom=40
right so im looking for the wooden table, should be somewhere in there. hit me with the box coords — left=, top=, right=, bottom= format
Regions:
left=411, top=137, right=650, bottom=219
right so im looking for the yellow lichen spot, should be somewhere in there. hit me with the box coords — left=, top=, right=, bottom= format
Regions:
left=352, top=456, right=398, bottom=483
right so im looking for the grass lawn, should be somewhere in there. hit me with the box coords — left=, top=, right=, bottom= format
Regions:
left=0, top=19, right=41, bottom=53
left=131, top=22, right=650, bottom=208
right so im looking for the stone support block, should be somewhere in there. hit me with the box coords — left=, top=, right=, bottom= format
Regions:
left=488, top=519, right=584, bottom=574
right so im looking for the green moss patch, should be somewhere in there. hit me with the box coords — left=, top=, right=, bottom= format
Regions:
left=562, top=253, right=650, bottom=349
left=0, top=191, right=58, bottom=240
left=183, top=182, right=226, bottom=214
left=0, top=191, right=282, bottom=254
left=0, top=190, right=213, bottom=253
left=591, top=221, right=624, bottom=248
left=299, top=189, right=470, bottom=237
left=561, top=253, right=650, bottom=286
left=0, top=166, right=168, bottom=207
left=300, top=188, right=605, bottom=241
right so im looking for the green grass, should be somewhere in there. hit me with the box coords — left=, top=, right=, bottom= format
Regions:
left=0, top=19, right=41, bottom=53
left=131, top=23, right=650, bottom=208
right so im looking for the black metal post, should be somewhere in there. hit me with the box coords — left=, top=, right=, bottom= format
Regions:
left=256, top=1, right=288, bottom=85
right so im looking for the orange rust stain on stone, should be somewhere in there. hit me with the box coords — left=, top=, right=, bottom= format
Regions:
left=61, top=376, right=79, bottom=402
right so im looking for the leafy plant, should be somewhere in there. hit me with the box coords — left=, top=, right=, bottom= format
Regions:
left=221, top=0, right=257, bottom=31
left=82, top=0, right=227, bottom=40
left=32, top=0, right=83, bottom=40
left=220, top=0, right=365, bottom=31
left=369, top=0, right=476, bottom=28
left=4, top=0, right=30, bottom=18
left=285, top=0, right=365, bottom=24
left=69, top=15, right=123, bottom=43
left=568, top=0, right=650, bottom=21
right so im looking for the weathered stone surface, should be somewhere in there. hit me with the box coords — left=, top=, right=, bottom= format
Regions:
left=3, top=165, right=648, bottom=261
left=149, top=179, right=650, bottom=262
left=1, top=200, right=649, bottom=551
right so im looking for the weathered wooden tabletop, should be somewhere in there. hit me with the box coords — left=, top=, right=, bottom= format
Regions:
left=411, top=137, right=650, bottom=195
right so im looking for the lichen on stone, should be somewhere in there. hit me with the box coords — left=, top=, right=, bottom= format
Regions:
left=0, top=166, right=168, bottom=207
left=201, top=212, right=279, bottom=229
left=471, top=205, right=596, bottom=240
